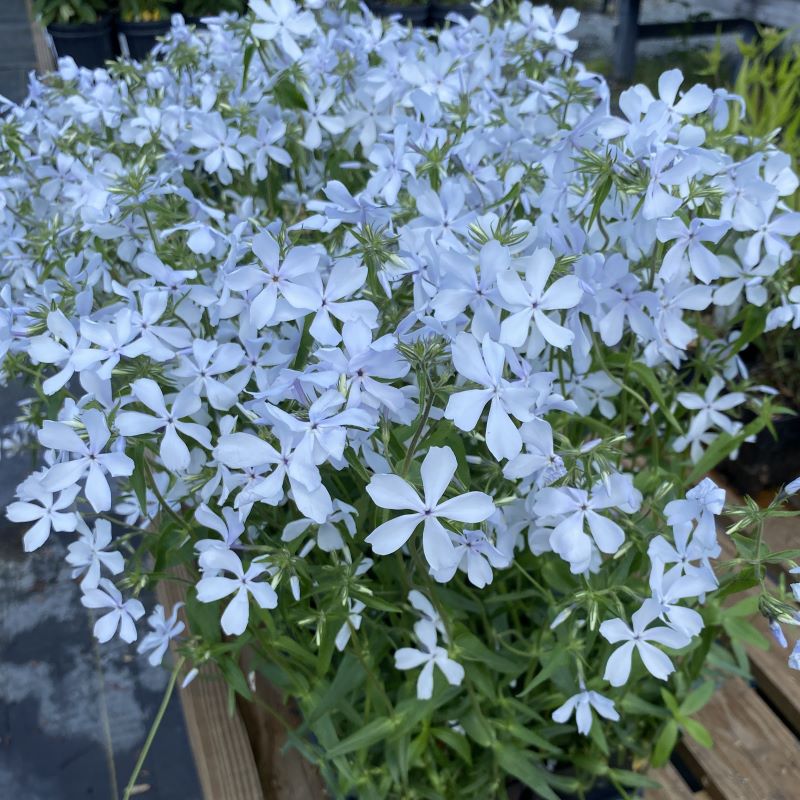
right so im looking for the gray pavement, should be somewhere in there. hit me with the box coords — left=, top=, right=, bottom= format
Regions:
left=0, top=0, right=36, bottom=104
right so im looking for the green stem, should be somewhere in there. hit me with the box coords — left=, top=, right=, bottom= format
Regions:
left=141, top=206, right=160, bottom=255
left=401, top=376, right=436, bottom=477
left=123, top=655, right=185, bottom=800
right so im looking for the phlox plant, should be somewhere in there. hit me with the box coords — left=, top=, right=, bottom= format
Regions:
left=3, top=3, right=800, bottom=799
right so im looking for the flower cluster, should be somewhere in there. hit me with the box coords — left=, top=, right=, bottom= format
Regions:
left=2, top=2, right=800, bottom=795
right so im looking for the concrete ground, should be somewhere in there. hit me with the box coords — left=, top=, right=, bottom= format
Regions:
left=0, top=0, right=36, bottom=104
left=0, top=384, right=202, bottom=799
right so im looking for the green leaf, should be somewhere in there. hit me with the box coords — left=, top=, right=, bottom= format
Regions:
left=184, top=590, right=221, bottom=644
left=131, top=443, right=149, bottom=517
left=651, top=719, right=678, bottom=767
left=432, top=727, right=472, bottom=764
left=659, top=688, right=680, bottom=715
left=518, top=651, right=568, bottom=697
left=241, top=43, right=255, bottom=92
left=728, top=308, right=764, bottom=356
left=350, top=588, right=403, bottom=614
left=218, top=656, right=252, bottom=701
left=608, top=769, right=661, bottom=790
left=588, top=174, right=613, bottom=231
left=454, top=631, right=525, bottom=675
left=306, top=654, right=365, bottom=724
left=503, top=720, right=562, bottom=755
left=460, top=709, right=494, bottom=747
left=627, top=362, right=682, bottom=435
left=589, top=715, right=609, bottom=756
left=725, top=595, right=760, bottom=618
left=687, top=413, right=770, bottom=484
left=723, top=616, right=770, bottom=650
left=620, top=694, right=669, bottom=718
left=682, top=718, right=713, bottom=749
left=325, top=716, right=397, bottom=758
left=680, top=681, right=715, bottom=716
left=494, top=744, right=560, bottom=800
left=715, top=565, right=759, bottom=600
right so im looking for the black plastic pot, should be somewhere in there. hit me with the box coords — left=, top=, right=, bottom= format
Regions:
left=47, top=16, right=115, bottom=69
left=428, top=1, right=475, bottom=25
left=117, top=19, right=171, bottom=61
left=368, top=2, right=430, bottom=27
left=719, top=413, right=800, bottom=497
left=508, top=777, right=641, bottom=800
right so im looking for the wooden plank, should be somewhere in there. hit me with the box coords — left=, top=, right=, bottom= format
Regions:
left=236, top=662, right=328, bottom=799
left=24, top=0, right=55, bottom=74
left=711, top=473, right=800, bottom=734
left=680, top=677, right=800, bottom=800
left=715, top=524, right=800, bottom=736
left=645, top=762, right=699, bottom=799
left=156, top=574, right=264, bottom=800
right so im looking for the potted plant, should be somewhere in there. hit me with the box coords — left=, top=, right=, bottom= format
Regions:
left=35, top=0, right=114, bottom=68
left=3, top=4, right=800, bottom=799
left=116, top=0, right=175, bottom=60
left=368, top=0, right=430, bottom=27
left=428, top=0, right=475, bottom=26
left=180, top=0, right=246, bottom=26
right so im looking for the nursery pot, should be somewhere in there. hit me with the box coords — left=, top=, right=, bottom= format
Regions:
left=428, top=2, right=476, bottom=25
left=719, top=412, right=800, bottom=496
left=117, top=19, right=171, bottom=61
left=508, top=772, right=642, bottom=800
left=46, top=16, right=115, bottom=69
left=368, top=2, right=431, bottom=27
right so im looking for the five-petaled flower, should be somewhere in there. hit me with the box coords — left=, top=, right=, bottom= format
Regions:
left=600, top=605, right=690, bottom=686
left=365, top=446, right=495, bottom=570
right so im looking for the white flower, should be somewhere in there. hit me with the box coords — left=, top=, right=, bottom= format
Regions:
left=600, top=605, right=690, bottom=687
left=137, top=603, right=185, bottom=666
left=664, top=478, right=725, bottom=551
left=394, top=620, right=464, bottom=700
left=334, top=599, right=365, bottom=652
left=365, top=446, right=495, bottom=571
left=196, top=549, right=277, bottom=636
left=784, top=476, right=800, bottom=496
left=444, top=332, right=535, bottom=461
left=250, top=0, right=316, bottom=61
left=6, top=480, right=79, bottom=552
left=498, top=248, right=582, bottom=350
left=676, top=376, right=745, bottom=436
left=532, top=485, right=626, bottom=573
left=38, top=410, right=134, bottom=513
left=116, top=379, right=212, bottom=472
left=552, top=684, right=619, bottom=735
left=81, top=578, right=145, bottom=643
left=66, top=519, right=124, bottom=589
left=431, top=528, right=509, bottom=588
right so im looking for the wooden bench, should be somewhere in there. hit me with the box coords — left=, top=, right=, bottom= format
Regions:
left=646, top=475, right=800, bottom=799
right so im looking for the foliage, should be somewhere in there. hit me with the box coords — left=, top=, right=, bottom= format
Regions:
left=118, top=0, right=175, bottom=22
left=702, top=29, right=800, bottom=411
left=34, top=0, right=108, bottom=26
left=3, top=4, right=800, bottom=799
left=180, top=0, right=247, bottom=17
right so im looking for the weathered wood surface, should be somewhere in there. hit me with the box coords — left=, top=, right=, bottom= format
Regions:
left=236, top=667, right=328, bottom=800
left=680, top=677, right=800, bottom=800
left=646, top=762, right=710, bottom=799
left=156, top=574, right=265, bottom=800
left=645, top=473, right=800, bottom=799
